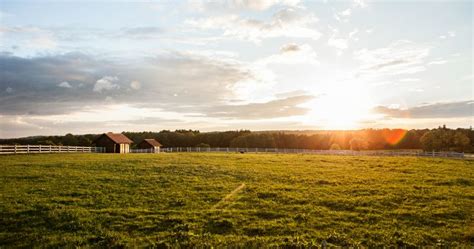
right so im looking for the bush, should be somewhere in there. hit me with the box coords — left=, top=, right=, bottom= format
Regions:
left=195, top=143, right=210, bottom=148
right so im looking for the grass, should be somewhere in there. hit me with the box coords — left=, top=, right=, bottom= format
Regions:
left=1, top=153, right=473, bottom=248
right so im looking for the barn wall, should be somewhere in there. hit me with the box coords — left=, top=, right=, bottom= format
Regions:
left=95, top=136, right=117, bottom=153
left=137, top=142, right=159, bottom=152
left=137, top=141, right=153, bottom=149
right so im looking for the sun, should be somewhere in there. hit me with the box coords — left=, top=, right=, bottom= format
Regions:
left=302, top=81, right=374, bottom=129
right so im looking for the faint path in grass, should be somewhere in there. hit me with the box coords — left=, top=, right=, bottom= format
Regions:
left=212, top=183, right=246, bottom=210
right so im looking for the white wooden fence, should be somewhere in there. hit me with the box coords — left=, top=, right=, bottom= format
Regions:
left=0, top=145, right=105, bottom=154
left=161, top=147, right=465, bottom=158
left=130, top=148, right=160, bottom=153
left=0, top=145, right=466, bottom=159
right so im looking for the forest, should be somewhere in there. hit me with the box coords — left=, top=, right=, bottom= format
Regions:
left=1, top=126, right=473, bottom=152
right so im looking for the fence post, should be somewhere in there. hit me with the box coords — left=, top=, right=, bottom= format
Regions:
left=14, top=144, right=17, bottom=154
left=49, top=145, right=52, bottom=153
left=27, top=145, right=30, bottom=153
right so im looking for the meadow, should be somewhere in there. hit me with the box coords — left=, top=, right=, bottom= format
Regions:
left=1, top=153, right=473, bottom=247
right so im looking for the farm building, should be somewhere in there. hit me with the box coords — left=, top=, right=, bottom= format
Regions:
left=137, top=138, right=162, bottom=153
left=93, top=132, right=133, bottom=153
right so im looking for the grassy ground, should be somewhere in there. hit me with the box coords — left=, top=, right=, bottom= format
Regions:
left=1, top=153, right=473, bottom=248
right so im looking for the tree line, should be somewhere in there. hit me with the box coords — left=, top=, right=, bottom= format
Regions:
left=1, top=126, right=473, bottom=152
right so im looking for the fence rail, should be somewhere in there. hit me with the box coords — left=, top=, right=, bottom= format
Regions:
left=130, top=148, right=159, bottom=153
left=161, top=147, right=465, bottom=158
left=0, top=145, right=105, bottom=154
left=0, top=145, right=466, bottom=158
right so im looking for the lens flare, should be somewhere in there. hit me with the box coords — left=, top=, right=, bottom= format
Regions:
left=383, top=129, right=407, bottom=145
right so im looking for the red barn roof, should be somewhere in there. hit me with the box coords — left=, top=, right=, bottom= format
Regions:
left=142, top=138, right=162, bottom=147
left=100, top=132, right=133, bottom=144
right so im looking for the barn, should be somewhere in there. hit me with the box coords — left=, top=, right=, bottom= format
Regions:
left=93, top=132, right=133, bottom=153
left=137, top=138, right=162, bottom=153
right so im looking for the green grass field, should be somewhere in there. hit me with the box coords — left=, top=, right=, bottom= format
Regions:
left=1, top=153, right=473, bottom=247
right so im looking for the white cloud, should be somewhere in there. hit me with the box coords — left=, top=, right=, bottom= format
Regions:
left=5, top=87, right=13, bottom=93
left=440, top=31, right=456, bottom=39
left=328, top=37, right=348, bottom=51
left=58, top=81, right=72, bottom=88
left=327, top=28, right=349, bottom=55
left=186, top=7, right=321, bottom=42
left=399, top=78, right=420, bottom=82
left=340, top=8, right=351, bottom=16
left=408, top=87, right=424, bottom=92
left=93, top=76, right=119, bottom=92
left=349, top=29, right=359, bottom=39
left=353, top=0, right=367, bottom=8
left=258, top=43, right=319, bottom=65
left=191, top=0, right=301, bottom=11
left=30, top=35, right=57, bottom=49
left=333, top=8, right=352, bottom=23
left=130, top=80, right=141, bottom=90
left=354, top=40, right=431, bottom=77
left=428, top=60, right=447, bottom=65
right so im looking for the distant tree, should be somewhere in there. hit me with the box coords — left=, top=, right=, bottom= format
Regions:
left=196, top=143, right=210, bottom=148
left=453, top=132, right=470, bottom=152
left=77, top=136, right=92, bottom=146
left=62, top=133, right=78, bottom=146
left=420, top=130, right=443, bottom=151
left=330, top=143, right=341, bottom=150
left=38, top=140, right=55, bottom=146
left=349, top=138, right=368, bottom=151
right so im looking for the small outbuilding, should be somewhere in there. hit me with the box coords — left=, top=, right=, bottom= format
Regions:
left=94, top=132, right=133, bottom=153
left=137, top=138, right=162, bottom=153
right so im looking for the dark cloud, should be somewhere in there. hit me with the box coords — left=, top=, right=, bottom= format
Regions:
left=280, top=43, right=301, bottom=53
left=0, top=115, right=184, bottom=138
left=367, top=59, right=409, bottom=71
left=0, top=51, right=256, bottom=115
left=374, top=101, right=473, bottom=119
left=120, top=26, right=164, bottom=39
left=203, top=95, right=315, bottom=119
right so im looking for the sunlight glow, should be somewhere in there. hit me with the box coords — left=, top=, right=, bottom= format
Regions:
left=302, top=80, right=374, bottom=129
left=382, top=129, right=407, bottom=145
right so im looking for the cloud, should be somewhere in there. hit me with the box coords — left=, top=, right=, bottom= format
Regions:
left=334, top=8, right=352, bottom=22
left=428, top=60, right=447, bottom=65
left=259, top=43, right=318, bottom=65
left=280, top=43, right=301, bottom=53
left=327, top=27, right=349, bottom=55
left=203, top=95, right=315, bottom=119
left=130, top=80, right=141, bottom=90
left=0, top=26, right=57, bottom=50
left=93, top=76, right=119, bottom=92
left=186, top=7, right=321, bottom=42
left=0, top=51, right=262, bottom=116
left=340, top=9, right=352, bottom=16
left=374, top=100, right=473, bottom=119
left=354, top=40, right=431, bottom=78
left=58, top=81, right=72, bottom=88
left=353, top=0, right=367, bottom=8
left=120, top=26, right=163, bottom=39
left=440, top=31, right=456, bottom=39
left=191, top=0, right=301, bottom=11
left=328, top=37, right=348, bottom=52
left=399, top=78, right=420, bottom=82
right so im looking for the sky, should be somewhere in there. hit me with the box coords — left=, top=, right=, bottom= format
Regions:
left=0, top=0, right=472, bottom=138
